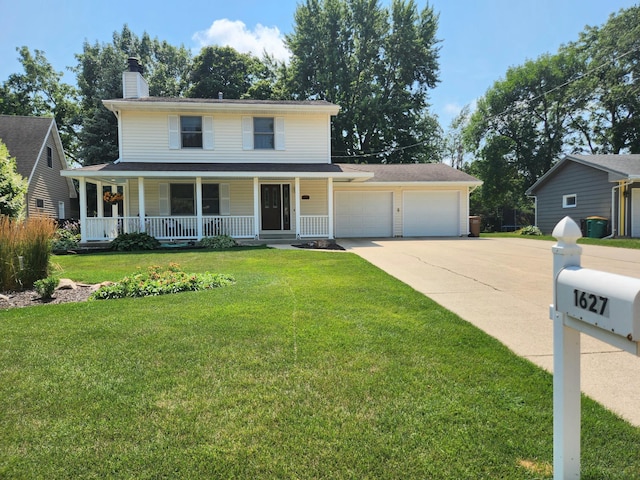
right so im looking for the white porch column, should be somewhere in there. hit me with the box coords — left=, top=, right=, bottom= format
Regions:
left=123, top=181, right=130, bottom=218
left=253, top=177, right=260, bottom=239
left=96, top=181, right=104, bottom=218
left=196, top=177, right=203, bottom=239
left=295, top=177, right=301, bottom=239
left=110, top=185, right=118, bottom=218
left=328, top=177, right=334, bottom=239
left=79, top=177, right=87, bottom=243
left=138, top=177, right=146, bottom=232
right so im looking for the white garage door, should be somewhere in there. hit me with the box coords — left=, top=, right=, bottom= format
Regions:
left=403, top=191, right=460, bottom=237
left=335, top=191, right=393, bottom=237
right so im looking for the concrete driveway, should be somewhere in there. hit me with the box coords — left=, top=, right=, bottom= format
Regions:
left=339, top=237, right=640, bottom=427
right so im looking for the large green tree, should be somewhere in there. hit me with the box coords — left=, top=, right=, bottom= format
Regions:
left=74, top=25, right=192, bottom=165
left=0, top=47, right=79, bottom=160
left=286, top=0, right=442, bottom=163
left=188, top=46, right=266, bottom=99
left=567, top=6, right=640, bottom=153
left=0, top=140, right=28, bottom=218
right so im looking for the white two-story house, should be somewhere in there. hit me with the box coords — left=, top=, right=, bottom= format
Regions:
left=62, top=58, right=481, bottom=243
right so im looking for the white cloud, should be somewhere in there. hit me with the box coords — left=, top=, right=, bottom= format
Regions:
left=193, top=19, right=291, bottom=62
left=443, top=102, right=463, bottom=117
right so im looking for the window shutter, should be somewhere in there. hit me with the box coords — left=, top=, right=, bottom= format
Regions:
left=275, top=117, right=285, bottom=150
left=159, top=183, right=170, bottom=215
left=242, top=117, right=253, bottom=150
left=168, top=115, right=180, bottom=149
left=203, top=116, right=214, bottom=150
left=220, top=183, right=230, bottom=215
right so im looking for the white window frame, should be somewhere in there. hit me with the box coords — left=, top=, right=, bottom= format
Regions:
left=168, top=115, right=213, bottom=150
left=242, top=116, right=285, bottom=150
left=563, top=194, right=577, bottom=208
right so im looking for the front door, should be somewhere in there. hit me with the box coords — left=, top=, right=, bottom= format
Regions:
left=261, top=184, right=291, bottom=231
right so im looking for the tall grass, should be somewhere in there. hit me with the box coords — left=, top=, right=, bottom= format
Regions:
left=0, top=215, right=57, bottom=291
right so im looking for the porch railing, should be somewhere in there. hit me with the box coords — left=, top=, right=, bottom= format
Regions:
left=300, top=215, right=329, bottom=238
left=83, top=216, right=256, bottom=241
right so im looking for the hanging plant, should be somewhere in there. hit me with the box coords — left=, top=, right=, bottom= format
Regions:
left=103, top=191, right=123, bottom=204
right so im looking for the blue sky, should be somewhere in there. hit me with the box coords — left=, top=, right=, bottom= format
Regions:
left=1, top=0, right=637, bottom=125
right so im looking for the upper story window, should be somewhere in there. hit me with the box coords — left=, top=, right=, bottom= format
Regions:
left=254, top=118, right=274, bottom=149
left=243, top=116, right=284, bottom=150
left=181, top=116, right=203, bottom=148
left=47, top=146, right=53, bottom=168
left=563, top=194, right=577, bottom=208
left=169, top=115, right=213, bottom=150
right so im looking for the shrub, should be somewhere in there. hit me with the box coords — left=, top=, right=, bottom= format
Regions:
left=34, top=276, right=59, bottom=299
left=51, top=223, right=81, bottom=251
left=90, top=263, right=235, bottom=300
left=110, top=232, right=160, bottom=251
left=0, top=215, right=57, bottom=291
left=519, top=225, right=542, bottom=236
left=199, top=234, right=237, bottom=249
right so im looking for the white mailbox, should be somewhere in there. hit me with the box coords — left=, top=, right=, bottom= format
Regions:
left=556, top=266, right=640, bottom=342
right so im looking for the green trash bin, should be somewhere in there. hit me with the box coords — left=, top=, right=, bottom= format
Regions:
left=585, top=216, right=608, bottom=238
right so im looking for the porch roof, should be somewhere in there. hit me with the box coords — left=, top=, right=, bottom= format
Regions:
left=61, top=162, right=373, bottom=182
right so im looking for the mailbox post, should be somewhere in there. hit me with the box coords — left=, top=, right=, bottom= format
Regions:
left=551, top=217, right=583, bottom=480
left=551, top=216, right=640, bottom=479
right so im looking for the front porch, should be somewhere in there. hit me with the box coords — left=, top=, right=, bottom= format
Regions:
left=75, top=175, right=337, bottom=243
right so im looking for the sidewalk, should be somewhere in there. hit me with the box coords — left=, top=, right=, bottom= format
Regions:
left=339, top=237, right=640, bottom=427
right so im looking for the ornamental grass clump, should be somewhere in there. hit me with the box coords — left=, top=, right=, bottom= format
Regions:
left=90, top=262, right=234, bottom=300
left=0, top=215, right=57, bottom=291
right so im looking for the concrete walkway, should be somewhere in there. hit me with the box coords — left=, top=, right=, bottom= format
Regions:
left=338, top=237, right=640, bottom=427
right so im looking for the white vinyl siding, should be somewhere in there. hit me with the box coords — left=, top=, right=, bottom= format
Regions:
left=299, top=180, right=328, bottom=215
left=120, top=111, right=321, bottom=163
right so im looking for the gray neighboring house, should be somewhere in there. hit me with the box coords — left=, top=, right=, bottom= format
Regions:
left=526, top=154, right=640, bottom=236
left=0, top=115, right=77, bottom=219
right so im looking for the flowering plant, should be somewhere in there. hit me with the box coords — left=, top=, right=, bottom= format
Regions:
left=103, top=191, right=123, bottom=203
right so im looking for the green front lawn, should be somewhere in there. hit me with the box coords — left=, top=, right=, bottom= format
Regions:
left=483, top=231, right=640, bottom=249
left=1, top=249, right=639, bottom=478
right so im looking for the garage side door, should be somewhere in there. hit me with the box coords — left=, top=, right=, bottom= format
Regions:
left=335, top=191, right=393, bottom=238
left=403, top=191, right=460, bottom=237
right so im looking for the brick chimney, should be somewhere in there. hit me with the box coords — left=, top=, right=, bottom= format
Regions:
left=122, top=57, right=149, bottom=99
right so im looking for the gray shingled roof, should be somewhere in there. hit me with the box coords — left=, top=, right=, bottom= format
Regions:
left=336, top=162, right=481, bottom=183
left=568, top=154, right=640, bottom=177
left=64, top=161, right=482, bottom=184
left=526, top=154, right=640, bottom=195
left=0, top=115, right=54, bottom=178
left=107, top=97, right=338, bottom=107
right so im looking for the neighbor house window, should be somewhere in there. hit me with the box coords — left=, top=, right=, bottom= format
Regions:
left=202, top=184, right=220, bottom=215
left=47, top=147, right=53, bottom=168
left=181, top=116, right=203, bottom=148
left=36, top=199, right=44, bottom=208
left=563, top=194, right=577, bottom=208
left=170, top=184, right=195, bottom=214
left=253, top=117, right=274, bottom=149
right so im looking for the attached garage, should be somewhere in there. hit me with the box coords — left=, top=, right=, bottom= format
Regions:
left=334, top=191, right=393, bottom=237
left=403, top=191, right=460, bottom=237
left=333, top=163, right=481, bottom=238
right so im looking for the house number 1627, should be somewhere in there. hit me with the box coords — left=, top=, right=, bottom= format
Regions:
left=573, top=289, right=609, bottom=316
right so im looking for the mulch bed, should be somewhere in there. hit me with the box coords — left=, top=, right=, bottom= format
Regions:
left=0, top=283, right=97, bottom=310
